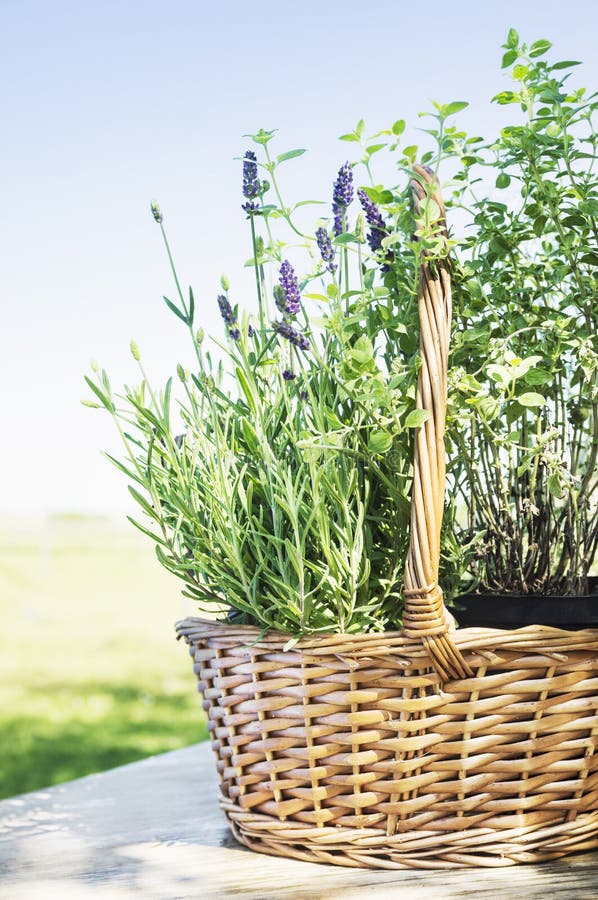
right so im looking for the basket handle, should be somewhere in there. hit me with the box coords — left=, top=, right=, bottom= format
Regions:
left=401, top=165, right=472, bottom=681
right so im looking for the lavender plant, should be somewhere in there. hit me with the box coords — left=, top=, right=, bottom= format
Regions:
left=86, top=31, right=596, bottom=637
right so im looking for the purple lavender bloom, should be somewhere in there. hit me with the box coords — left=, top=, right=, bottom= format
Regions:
left=282, top=369, right=296, bottom=381
left=299, top=390, right=308, bottom=401
left=332, top=161, right=354, bottom=236
left=248, top=324, right=255, bottom=337
left=357, top=188, right=388, bottom=252
left=315, top=227, right=337, bottom=273
left=228, top=328, right=241, bottom=340
left=278, top=259, right=301, bottom=317
left=217, top=294, right=236, bottom=327
left=242, top=150, right=260, bottom=213
left=272, top=320, right=310, bottom=351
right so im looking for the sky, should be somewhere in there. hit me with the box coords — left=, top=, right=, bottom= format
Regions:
left=2, top=0, right=597, bottom=518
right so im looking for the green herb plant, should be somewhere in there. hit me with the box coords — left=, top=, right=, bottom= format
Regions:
left=86, top=32, right=597, bottom=638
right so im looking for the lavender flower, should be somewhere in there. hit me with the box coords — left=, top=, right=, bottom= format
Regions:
left=272, top=320, right=310, bottom=350
left=357, top=188, right=388, bottom=252
left=277, top=259, right=301, bottom=317
left=217, top=294, right=236, bottom=326
left=248, top=324, right=255, bottom=338
left=282, top=369, right=296, bottom=381
left=315, top=227, right=336, bottom=273
left=228, top=328, right=241, bottom=341
left=242, top=150, right=260, bottom=213
left=332, top=161, right=354, bottom=236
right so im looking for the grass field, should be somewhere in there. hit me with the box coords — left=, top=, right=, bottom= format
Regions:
left=0, top=515, right=207, bottom=800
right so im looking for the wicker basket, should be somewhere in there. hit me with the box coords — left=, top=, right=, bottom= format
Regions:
left=176, top=167, right=598, bottom=868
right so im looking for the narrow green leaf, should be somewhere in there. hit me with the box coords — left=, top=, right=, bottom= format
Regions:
left=276, top=149, right=307, bottom=164
left=163, top=296, right=188, bottom=324
left=552, top=60, right=581, bottom=70
left=84, top=376, right=114, bottom=412
left=188, top=287, right=195, bottom=325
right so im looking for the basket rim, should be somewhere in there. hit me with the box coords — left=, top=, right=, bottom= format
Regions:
left=176, top=615, right=598, bottom=658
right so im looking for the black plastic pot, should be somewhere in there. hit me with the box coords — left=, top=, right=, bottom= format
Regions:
left=454, top=576, right=598, bottom=630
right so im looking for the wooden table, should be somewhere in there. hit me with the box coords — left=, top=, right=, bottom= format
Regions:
left=1, top=742, right=597, bottom=898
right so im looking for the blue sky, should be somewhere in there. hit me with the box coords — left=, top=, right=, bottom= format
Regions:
left=2, top=0, right=596, bottom=517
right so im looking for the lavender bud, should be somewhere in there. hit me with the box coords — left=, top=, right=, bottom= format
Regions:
left=217, top=294, right=237, bottom=327
left=229, top=328, right=241, bottom=341
left=242, top=150, right=260, bottom=213
left=357, top=188, right=388, bottom=253
left=130, top=340, right=141, bottom=361
left=248, top=324, right=255, bottom=338
left=272, top=320, right=310, bottom=351
left=150, top=201, right=163, bottom=223
left=332, top=162, right=354, bottom=236
left=278, top=259, right=301, bottom=317
left=282, top=369, right=296, bottom=381
left=300, top=390, right=308, bottom=401
left=220, top=273, right=230, bottom=291
left=315, top=227, right=337, bottom=273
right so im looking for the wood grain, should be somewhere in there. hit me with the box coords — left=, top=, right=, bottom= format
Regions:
left=1, top=742, right=597, bottom=898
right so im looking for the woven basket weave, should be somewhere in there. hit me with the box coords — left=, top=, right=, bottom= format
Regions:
left=176, top=167, right=598, bottom=868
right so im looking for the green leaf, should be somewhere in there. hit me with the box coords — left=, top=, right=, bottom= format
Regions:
left=246, top=128, right=276, bottom=145
left=506, top=27, right=519, bottom=49
left=235, top=366, right=256, bottom=413
left=579, top=199, right=598, bottom=217
left=333, top=232, right=357, bottom=245
left=518, top=392, right=547, bottom=408
left=524, top=367, right=553, bottom=386
left=276, top=149, right=307, bottom=164
left=444, top=101, right=469, bottom=117
left=496, top=172, right=511, bottom=189
left=163, top=296, right=188, bottom=324
left=552, top=60, right=581, bottom=70
left=547, top=473, right=565, bottom=499
left=188, top=287, right=195, bottom=325
left=368, top=431, right=393, bottom=454
left=84, top=376, right=114, bottom=413
left=502, top=50, right=518, bottom=68
left=392, top=119, right=406, bottom=136
left=529, top=39, right=552, bottom=58
left=487, top=364, right=512, bottom=386
left=493, top=91, right=519, bottom=105
left=405, top=409, right=430, bottom=428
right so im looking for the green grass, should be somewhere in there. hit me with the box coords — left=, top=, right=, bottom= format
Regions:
left=0, top=515, right=208, bottom=800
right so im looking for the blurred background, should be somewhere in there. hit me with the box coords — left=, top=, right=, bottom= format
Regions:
left=1, top=0, right=596, bottom=798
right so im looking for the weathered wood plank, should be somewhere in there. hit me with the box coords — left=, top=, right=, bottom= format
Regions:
left=0, top=742, right=597, bottom=898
